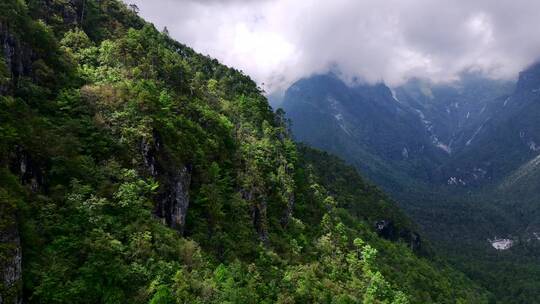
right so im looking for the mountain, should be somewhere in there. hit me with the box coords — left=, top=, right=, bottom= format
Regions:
left=395, top=73, right=514, bottom=157
left=280, top=69, right=540, bottom=302
left=282, top=74, right=447, bottom=193
left=0, top=1, right=493, bottom=303
left=282, top=72, right=518, bottom=188
left=441, top=64, right=540, bottom=186
left=404, top=63, right=540, bottom=237
left=449, top=63, right=540, bottom=240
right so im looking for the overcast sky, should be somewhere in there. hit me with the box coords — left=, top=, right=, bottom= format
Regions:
left=127, top=0, right=540, bottom=93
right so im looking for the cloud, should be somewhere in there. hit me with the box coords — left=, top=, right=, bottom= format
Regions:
left=126, top=0, right=540, bottom=92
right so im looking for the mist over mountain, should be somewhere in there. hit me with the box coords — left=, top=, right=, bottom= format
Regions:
left=128, top=0, right=540, bottom=93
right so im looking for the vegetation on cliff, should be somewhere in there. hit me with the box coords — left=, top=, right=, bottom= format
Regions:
left=0, top=1, right=489, bottom=303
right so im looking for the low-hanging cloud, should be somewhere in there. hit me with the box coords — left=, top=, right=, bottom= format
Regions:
left=127, top=0, right=540, bottom=92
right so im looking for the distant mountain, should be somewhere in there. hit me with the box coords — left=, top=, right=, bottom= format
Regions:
left=282, top=74, right=447, bottom=192
left=280, top=71, right=524, bottom=240
left=395, top=74, right=514, bottom=155
left=281, top=71, right=528, bottom=189
left=439, top=64, right=540, bottom=187
left=266, top=89, right=285, bottom=109
left=280, top=68, right=540, bottom=302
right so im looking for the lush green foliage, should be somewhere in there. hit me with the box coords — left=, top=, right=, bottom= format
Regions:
left=0, top=1, right=491, bottom=303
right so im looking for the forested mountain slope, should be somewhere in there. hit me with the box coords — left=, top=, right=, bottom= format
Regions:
left=0, top=1, right=490, bottom=303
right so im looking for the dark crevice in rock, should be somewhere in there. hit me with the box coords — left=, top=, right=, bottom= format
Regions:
left=160, top=166, right=191, bottom=233
left=9, top=147, right=44, bottom=193
left=375, top=219, right=421, bottom=252
left=241, top=189, right=269, bottom=244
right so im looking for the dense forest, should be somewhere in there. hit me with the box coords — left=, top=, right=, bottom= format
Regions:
left=0, top=1, right=491, bottom=303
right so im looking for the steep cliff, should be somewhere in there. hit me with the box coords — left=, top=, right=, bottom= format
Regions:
left=0, top=197, right=21, bottom=304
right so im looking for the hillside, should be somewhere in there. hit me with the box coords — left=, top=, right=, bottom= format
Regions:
left=0, top=1, right=491, bottom=303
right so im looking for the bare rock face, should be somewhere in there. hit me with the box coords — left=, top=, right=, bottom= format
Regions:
left=252, top=200, right=269, bottom=244
left=1, top=147, right=44, bottom=304
left=140, top=132, right=192, bottom=233
left=140, top=133, right=160, bottom=178
left=241, top=189, right=269, bottom=244
left=163, top=166, right=191, bottom=232
left=0, top=22, right=34, bottom=94
left=0, top=209, right=22, bottom=304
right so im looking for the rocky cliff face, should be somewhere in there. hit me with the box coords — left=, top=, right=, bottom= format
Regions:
left=0, top=22, right=33, bottom=94
left=163, top=166, right=191, bottom=233
left=0, top=149, right=41, bottom=304
left=141, top=133, right=192, bottom=234
left=239, top=188, right=268, bottom=243
left=0, top=16, right=36, bottom=304
left=0, top=207, right=22, bottom=304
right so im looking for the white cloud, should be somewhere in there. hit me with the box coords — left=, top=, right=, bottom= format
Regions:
left=127, top=0, right=540, bottom=92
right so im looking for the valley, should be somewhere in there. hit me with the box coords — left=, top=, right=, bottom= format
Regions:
left=279, top=67, right=540, bottom=301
